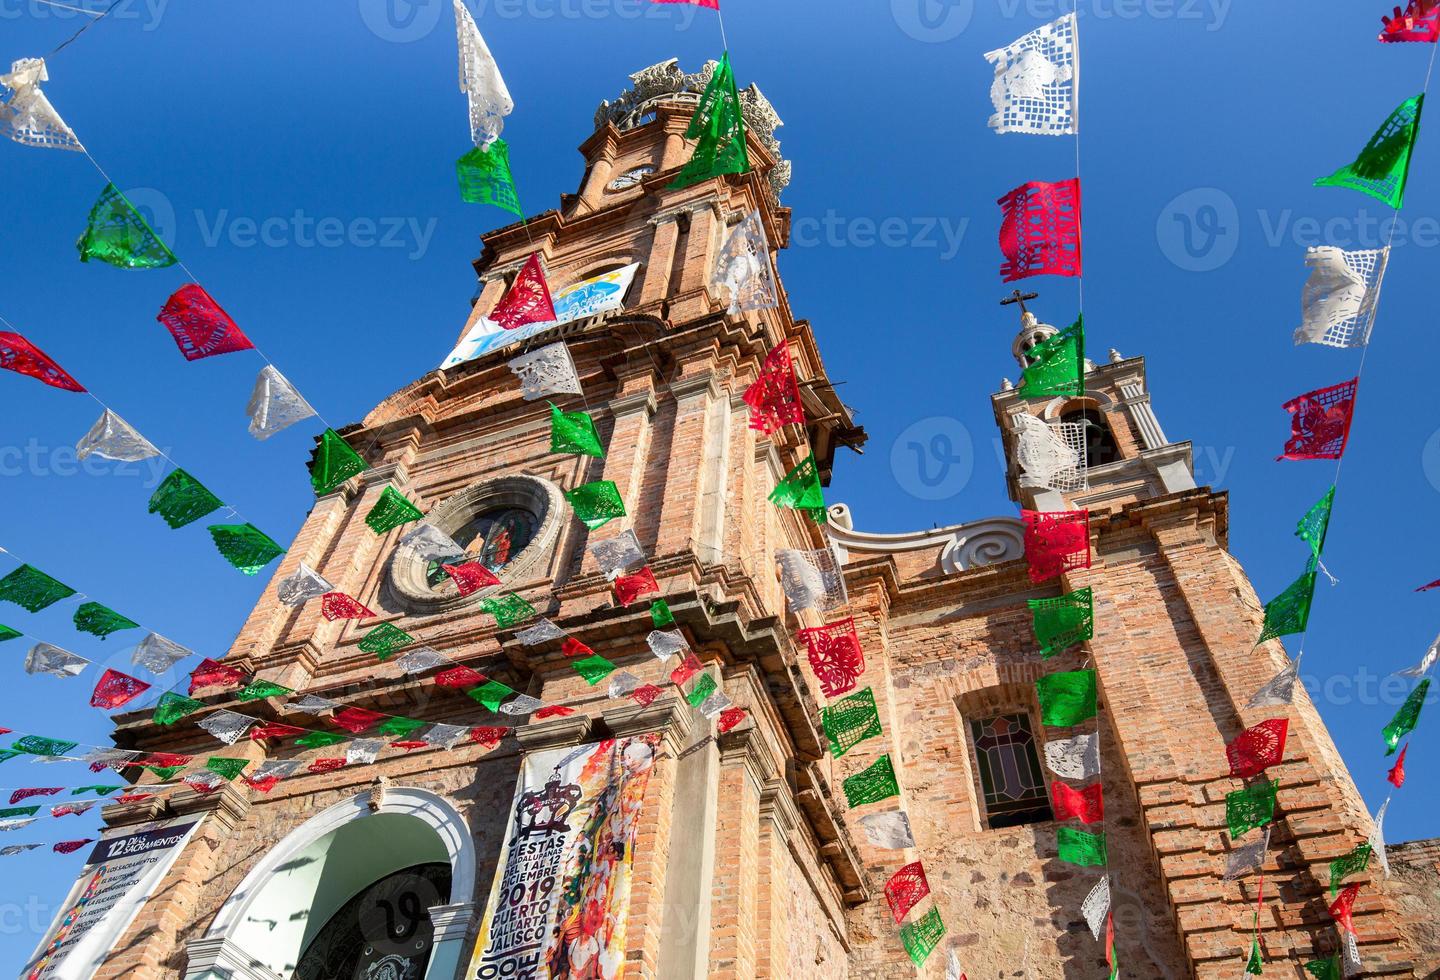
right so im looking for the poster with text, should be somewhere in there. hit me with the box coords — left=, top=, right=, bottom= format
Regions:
left=23, top=816, right=204, bottom=980
left=440, top=263, right=640, bottom=369
left=466, top=735, right=659, bottom=980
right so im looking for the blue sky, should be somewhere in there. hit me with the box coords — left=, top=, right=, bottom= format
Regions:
left=0, top=0, right=1436, bottom=962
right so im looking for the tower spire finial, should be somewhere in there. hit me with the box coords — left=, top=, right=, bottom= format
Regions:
left=999, top=288, right=1039, bottom=321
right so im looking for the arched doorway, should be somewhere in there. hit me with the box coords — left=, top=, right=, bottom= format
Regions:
left=186, top=789, right=475, bottom=980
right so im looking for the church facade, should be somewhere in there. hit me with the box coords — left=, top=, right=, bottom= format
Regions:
left=77, top=61, right=1438, bottom=979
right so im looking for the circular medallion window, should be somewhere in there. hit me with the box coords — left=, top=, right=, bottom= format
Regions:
left=387, top=475, right=564, bottom=610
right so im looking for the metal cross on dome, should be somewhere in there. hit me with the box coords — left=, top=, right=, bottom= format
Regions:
left=1000, top=288, right=1040, bottom=320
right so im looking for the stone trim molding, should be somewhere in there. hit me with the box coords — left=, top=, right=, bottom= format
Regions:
left=824, top=504, right=1024, bottom=575
left=427, top=902, right=479, bottom=943
left=183, top=935, right=286, bottom=980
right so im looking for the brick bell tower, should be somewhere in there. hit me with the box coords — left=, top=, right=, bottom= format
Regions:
left=91, top=59, right=878, bottom=980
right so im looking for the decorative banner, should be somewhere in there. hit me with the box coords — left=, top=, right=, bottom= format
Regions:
left=1297, top=487, right=1336, bottom=572
left=400, top=523, right=463, bottom=563
left=276, top=562, right=334, bottom=606
left=1277, top=378, right=1359, bottom=461
left=1396, top=634, right=1438, bottom=676
left=188, top=657, right=247, bottom=694
left=457, top=139, right=521, bottom=213
left=1388, top=744, right=1408, bottom=788
left=550, top=263, right=642, bottom=324
left=156, top=284, right=254, bottom=361
left=565, top=480, right=626, bottom=530
left=1014, top=414, right=1088, bottom=492
left=0, top=564, right=75, bottom=612
left=330, top=706, right=386, bottom=734
left=394, top=646, right=449, bottom=676
left=984, top=13, right=1078, bottom=136
left=208, top=523, right=283, bottom=575
left=742, top=341, right=805, bottom=436
left=76, top=183, right=177, bottom=269
left=76, top=409, right=158, bottom=462
left=89, top=669, right=150, bottom=710
left=442, top=562, right=502, bottom=597
left=1328, top=883, right=1361, bottom=934
left=899, top=906, right=945, bottom=967
left=646, top=630, right=686, bottom=659
left=1226, top=719, right=1289, bottom=778
left=1028, top=586, right=1094, bottom=658
left=1380, top=0, right=1440, bottom=41
left=589, top=531, right=645, bottom=580
left=73, top=601, right=138, bottom=640
left=669, top=653, right=703, bottom=688
left=359, top=623, right=415, bottom=659
left=22, top=816, right=204, bottom=979
left=717, top=705, right=747, bottom=732
left=769, top=454, right=827, bottom=524
left=1257, top=571, right=1317, bottom=645
left=713, top=210, right=778, bottom=314
left=651, top=0, right=719, bottom=8
left=651, top=599, right=675, bottom=628
left=859, top=809, right=915, bottom=849
left=614, top=567, right=658, bottom=607
left=480, top=593, right=536, bottom=628
left=549, top=403, right=604, bottom=457
left=1329, top=843, right=1372, bottom=897
left=310, top=428, right=368, bottom=496
left=573, top=654, right=616, bottom=685
left=1035, top=669, right=1097, bottom=726
left=1022, top=508, right=1091, bottom=583
left=515, top=618, right=567, bottom=646
left=148, top=468, right=223, bottom=529
left=1051, top=780, right=1104, bottom=824
left=25, top=642, right=90, bottom=678
left=498, top=694, right=544, bottom=716
left=997, top=178, right=1082, bottom=281
left=235, top=679, right=291, bottom=702
left=245, top=365, right=316, bottom=440
left=1082, top=875, right=1110, bottom=939
left=1044, top=732, right=1101, bottom=780
left=502, top=341, right=583, bottom=400
left=796, top=617, right=865, bottom=698
left=1224, top=828, right=1271, bottom=880
left=1383, top=678, right=1429, bottom=752
left=0, top=624, right=20, bottom=642
left=820, top=687, right=882, bottom=758
left=0, top=332, right=86, bottom=393
left=197, top=709, right=255, bottom=745
left=0, top=58, right=81, bottom=151
left=453, top=0, right=513, bottom=148
left=466, top=737, right=659, bottom=980
left=489, top=254, right=558, bottom=331
left=1226, top=779, right=1279, bottom=838
left=1018, top=315, right=1084, bottom=399
left=437, top=664, right=486, bottom=688
left=1295, top=247, right=1390, bottom=349
left=1369, top=797, right=1391, bottom=878
left=153, top=692, right=205, bottom=726
left=1315, top=94, right=1424, bottom=209
left=776, top=546, right=848, bottom=613
left=1056, top=826, right=1107, bottom=866
left=1245, top=937, right=1263, bottom=975
left=883, top=862, right=930, bottom=923
left=670, top=52, right=749, bottom=189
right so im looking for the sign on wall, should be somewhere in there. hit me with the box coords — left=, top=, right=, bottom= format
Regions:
left=440, top=263, right=641, bottom=369
left=23, top=816, right=205, bottom=980
left=466, top=736, right=660, bottom=980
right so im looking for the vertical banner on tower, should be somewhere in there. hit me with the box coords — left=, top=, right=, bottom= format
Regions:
left=22, top=816, right=205, bottom=980
left=466, top=735, right=660, bottom=980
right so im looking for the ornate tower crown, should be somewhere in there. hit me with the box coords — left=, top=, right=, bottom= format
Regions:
left=1011, top=311, right=1059, bottom=371
left=514, top=775, right=583, bottom=838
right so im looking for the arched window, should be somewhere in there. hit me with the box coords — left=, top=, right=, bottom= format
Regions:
left=1061, top=408, right=1121, bottom=466
left=294, top=863, right=452, bottom=980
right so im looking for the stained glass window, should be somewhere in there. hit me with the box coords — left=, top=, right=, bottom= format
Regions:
left=969, top=713, right=1053, bottom=829
left=423, top=506, right=538, bottom=587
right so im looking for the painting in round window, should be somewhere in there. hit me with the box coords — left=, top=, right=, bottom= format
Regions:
left=424, top=506, right=539, bottom=588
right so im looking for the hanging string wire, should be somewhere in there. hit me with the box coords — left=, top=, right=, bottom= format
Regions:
left=44, top=0, right=124, bottom=58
